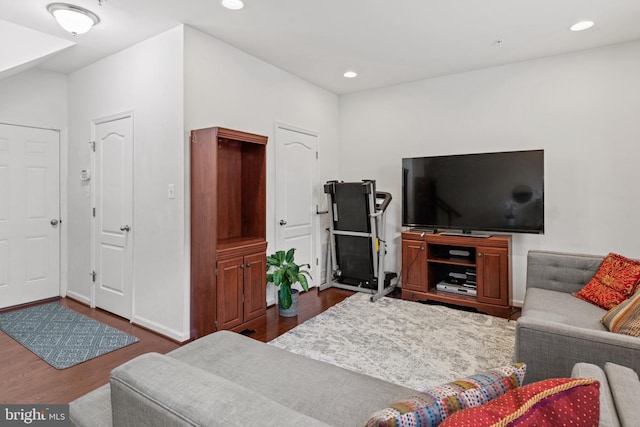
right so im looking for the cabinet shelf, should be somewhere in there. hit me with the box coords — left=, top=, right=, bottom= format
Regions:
left=430, top=288, right=476, bottom=301
left=402, top=232, right=512, bottom=319
left=217, top=237, right=265, bottom=251
left=426, top=257, right=476, bottom=267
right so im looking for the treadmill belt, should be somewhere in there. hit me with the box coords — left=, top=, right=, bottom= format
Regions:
left=335, top=235, right=373, bottom=283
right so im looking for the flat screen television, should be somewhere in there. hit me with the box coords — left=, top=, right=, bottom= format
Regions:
left=402, top=149, right=544, bottom=234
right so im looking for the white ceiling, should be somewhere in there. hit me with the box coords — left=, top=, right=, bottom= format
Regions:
left=2, top=0, right=640, bottom=94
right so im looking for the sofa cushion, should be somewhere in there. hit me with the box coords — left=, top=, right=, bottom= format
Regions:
left=110, top=352, right=331, bottom=427
left=438, top=378, right=600, bottom=427
left=166, top=331, right=416, bottom=426
left=526, top=250, right=604, bottom=294
left=604, top=362, right=640, bottom=427
left=574, top=253, right=640, bottom=310
left=601, top=290, right=640, bottom=336
left=365, top=363, right=526, bottom=427
left=572, top=363, right=620, bottom=427
left=522, top=287, right=607, bottom=330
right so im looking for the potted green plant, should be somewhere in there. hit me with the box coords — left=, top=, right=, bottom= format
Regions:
left=266, top=248, right=312, bottom=317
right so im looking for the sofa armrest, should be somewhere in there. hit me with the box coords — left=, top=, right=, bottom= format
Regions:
left=110, top=353, right=331, bottom=427
left=571, top=363, right=620, bottom=427
left=604, top=363, right=640, bottom=427
left=526, top=250, right=604, bottom=293
left=69, top=384, right=112, bottom=427
left=515, top=317, right=640, bottom=384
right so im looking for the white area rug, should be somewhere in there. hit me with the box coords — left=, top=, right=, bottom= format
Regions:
left=269, top=293, right=516, bottom=390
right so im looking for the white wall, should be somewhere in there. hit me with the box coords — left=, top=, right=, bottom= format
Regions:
left=339, top=40, right=640, bottom=305
left=64, top=24, right=339, bottom=340
left=67, top=26, right=187, bottom=340
left=0, top=68, right=67, bottom=129
left=184, top=26, right=340, bottom=305
left=0, top=68, right=69, bottom=297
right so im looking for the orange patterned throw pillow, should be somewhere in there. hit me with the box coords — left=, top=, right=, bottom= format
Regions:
left=601, top=290, right=640, bottom=336
left=439, top=378, right=600, bottom=427
left=574, top=253, right=640, bottom=310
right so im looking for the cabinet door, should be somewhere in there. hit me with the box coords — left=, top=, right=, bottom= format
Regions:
left=216, top=256, right=244, bottom=330
left=402, top=239, right=427, bottom=292
left=243, top=252, right=267, bottom=322
left=476, top=247, right=508, bottom=306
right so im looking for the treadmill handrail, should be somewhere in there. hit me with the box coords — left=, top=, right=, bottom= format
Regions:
left=376, top=191, right=392, bottom=212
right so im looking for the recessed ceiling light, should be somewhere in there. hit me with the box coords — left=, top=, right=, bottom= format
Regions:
left=343, top=71, right=358, bottom=79
left=570, top=21, right=594, bottom=32
left=47, top=3, right=100, bottom=35
left=221, top=0, right=244, bottom=10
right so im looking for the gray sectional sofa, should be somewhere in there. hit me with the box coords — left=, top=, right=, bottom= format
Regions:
left=516, top=250, right=640, bottom=384
left=69, top=250, right=640, bottom=426
left=70, top=330, right=417, bottom=427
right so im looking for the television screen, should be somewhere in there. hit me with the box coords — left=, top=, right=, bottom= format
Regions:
left=402, top=150, right=544, bottom=234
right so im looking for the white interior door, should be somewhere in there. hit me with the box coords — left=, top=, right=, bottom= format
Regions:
left=275, top=124, right=319, bottom=289
left=0, top=123, right=60, bottom=309
left=93, top=114, right=133, bottom=319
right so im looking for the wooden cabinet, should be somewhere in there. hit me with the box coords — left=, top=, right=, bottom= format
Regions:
left=190, top=127, right=268, bottom=339
left=402, top=239, right=427, bottom=292
left=216, top=256, right=244, bottom=331
left=401, top=232, right=512, bottom=318
left=476, top=246, right=509, bottom=306
left=216, top=244, right=267, bottom=331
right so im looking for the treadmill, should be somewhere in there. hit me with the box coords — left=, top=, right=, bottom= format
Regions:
left=319, top=180, right=397, bottom=301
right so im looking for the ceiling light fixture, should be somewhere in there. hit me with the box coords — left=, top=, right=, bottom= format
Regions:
left=570, top=21, right=594, bottom=32
left=47, top=3, right=100, bottom=35
left=343, top=71, right=358, bottom=79
left=221, top=0, right=244, bottom=10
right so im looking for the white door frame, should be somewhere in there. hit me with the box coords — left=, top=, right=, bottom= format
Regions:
left=90, top=111, right=134, bottom=315
left=273, top=122, right=321, bottom=285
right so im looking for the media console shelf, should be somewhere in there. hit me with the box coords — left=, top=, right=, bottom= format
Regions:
left=401, top=232, right=511, bottom=318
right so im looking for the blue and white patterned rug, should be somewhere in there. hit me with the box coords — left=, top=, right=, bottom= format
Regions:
left=269, top=293, right=516, bottom=390
left=0, top=301, right=138, bottom=369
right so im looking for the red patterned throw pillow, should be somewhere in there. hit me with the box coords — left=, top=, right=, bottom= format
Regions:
left=574, top=253, right=640, bottom=310
left=439, top=377, right=600, bottom=427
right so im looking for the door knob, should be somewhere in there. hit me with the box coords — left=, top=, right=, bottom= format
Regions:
left=50, top=219, right=59, bottom=226
left=120, top=225, right=131, bottom=232
left=279, top=219, right=287, bottom=226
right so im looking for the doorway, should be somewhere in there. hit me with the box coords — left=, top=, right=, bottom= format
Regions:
left=0, top=123, right=60, bottom=309
left=92, top=113, right=133, bottom=319
left=274, top=124, right=320, bottom=293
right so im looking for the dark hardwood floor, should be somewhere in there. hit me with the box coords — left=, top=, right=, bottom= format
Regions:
left=252, top=287, right=354, bottom=342
left=0, top=287, right=353, bottom=404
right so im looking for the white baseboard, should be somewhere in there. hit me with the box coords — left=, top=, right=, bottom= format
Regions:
left=65, top=291, right=91, bottom=306
left=132, top=314, right=189, bottom=343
